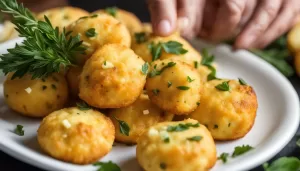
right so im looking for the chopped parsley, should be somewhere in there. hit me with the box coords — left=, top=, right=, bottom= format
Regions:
left=93, top=161, right=121, bottom=171
left=149, top=62, right=176, bottom=77
left=232, top=145, right=253, bottom=157
left=196, top=102, right=200, bottom=106
left=148, top=41, right=188, bottom=61
left=160, top=163, right=167, bottom=169
left=238, top=78, right=247, bottom=85
left=187, top=76, right=195, bottom=82
left=85, top=28, right=97, bottom=37
left=201, top=48, right=214, bottom=66
left=176, top=86, right=190, bottom=90
left=214, top=124, right=218, bottom=129
left=90, top=14, right=98, bottom=18
left=42, top=85, right=47, bottom=90
left=152, top=89, right=160, bottom=96
left=141, top=62, right=149, bottom=75
left=218, top=153, right=229, bottom=163
left=215, top=81, right=230, bottom=91
left=14, top=125, right=24, bottom=136
left=105, top=7, right=117, bottom=17
left=263, top=157, right=300, bottom=171
left=187, top=136, right=202, bottom=141
left=194, top=61, right=199, bottom=68
left=134, top=32, right=148, bottom=44
left=167, top=122, right=200, bottom=132
left=113, top=116, right=130, bottom=136
left=167, top=81, right=172, bottom=88
left=51, top=84, right=56, bottom=90
left=76, top=101, right=92, bottom=110
left=207, top=65, right=218, bottom=81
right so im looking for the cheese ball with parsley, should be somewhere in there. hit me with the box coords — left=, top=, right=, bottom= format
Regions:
left=3, top=73, right=68, bottom=117
left=37, top=7, right=89, bottom=30
left=136, top=119, right=217, bottom=171
left=189, top=79, right=258, bottom=140
left=132, top=35, right=201, bottom=66
left=37, top=107, right=115, bottom=164
left=108, top=93, right=174, bottom=144
left=93, top=8, right=143, bottom=36
left=66, top=66, right=82, bottom=97
left=79, top=44, right=146, bottom=108
left=66, top=13, right=131, bottom=65
left=146, top=59, right=201, bottom=115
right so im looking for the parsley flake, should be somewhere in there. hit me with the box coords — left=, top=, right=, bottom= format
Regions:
left=238, top=78, right=247, bottom=85
left=207, top=65, right=218, bottom=81
left=149, top=62, right=176, bottom=77
left=113, top=116, right=130, bottom=136
left=85, top=28, right=97, bottom=37
left=232, top=145, right=253, bottom=157
left=177, top=86, right=190, bottom=90
left=167, top=81, right=172, bottom=88
left=105, top=7, right=117, bottom=17
left=167, top=122, right=200, bottom=132
left=201, top=49, right=214, bottom=66
left=93, top=161, right=121, bottom=171
left=215, top=81, right=230, bottom=91
left=148, top=41, right=188, bottom=61
left=160, top=163, right=167, bottom=169
left=90, top=14, right=98, bottom=18
left=196, top=102, right=200, bottom=106
left=76, top=101, right=91, bottom=110
left=187, top=76, right=195, bottom=82
left=51, top=84, right=57, bottom=90
left=152, top=89, right=160, bottom=96
left=134, top=32, right=148, bottom=44
left=194, top=61, right=199, bottom=68
left=14, top=124, right=24, bottom=136
left=218, top=153, right=229, bottom=163
left=187, top=136, right=202, bottom=141
left=141, top=62, right=149, bottom=75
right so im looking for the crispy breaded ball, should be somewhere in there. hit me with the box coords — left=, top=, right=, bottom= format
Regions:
left=132, top=35, right=201, bottom=66
left=108, top=94, right=174, bottom=144
left=37, top=7, right=89, bottom=30
left=142, top=22, right=152, bottom=33
left=37, top=107, right=114, bottom=164
left=146, top=59, right=201, bottom=115
left=295, top=52, right=300, bottom=76
left=3, top=73, right=68, bottom=117
left=66, top=66, right=82, bottom=97
left=93, top=8, right=143, bottom=35
left=288, top=23, right=300, bottom=54
left=79, top=44, right=146, bottom=108
left=66, top=13, right=131, bottom=65
left=136, top=119, right=217, bottom=171
left=189, top=79, right=258, bottom=140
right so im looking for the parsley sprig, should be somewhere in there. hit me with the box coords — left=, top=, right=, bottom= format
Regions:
left=0, top=0, right=85, bottom=79
left=263, top=157, right=300, bottom=171
left=14, top=124, right=24, bottom=136
left=113, top=116, right=130, bottom=136
left=93, top=161, right=121, bottom=171
left=149, top=62, right=176, bottom=77
left=148, top=41, right=188, bottom=61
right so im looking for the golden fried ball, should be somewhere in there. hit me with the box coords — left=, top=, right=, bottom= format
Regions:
left=37, top=7, right=89, bottom=30
left=66, top=13, right=131, bottom=65
left=146, top=59, right=202, bottom=115
left=108, top=94, right=174, bottom=144
left=189, top=79, right=258, bottom=140
left=132, top=35, right=201, bottom=66
left=79, top=44, right=146, bottom=108
left=37, top=107, right=114, bottom=164
left=93, top=8, right=143, bottom=36
left=142, top=22, right=152, bottom=33
left=288, top=23, right=300, bottom=54
left=4, top=73, right=68, bottom=117
left=66, top=66, right=82, bottom=97
left=136, top=119, right=217, bottom=171
left=295, top=52, right=300, bottom=76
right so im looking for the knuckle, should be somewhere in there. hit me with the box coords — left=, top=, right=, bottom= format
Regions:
left=263, top=4, right=279, bottom=19
left=226, top=0, right=245, bottom=15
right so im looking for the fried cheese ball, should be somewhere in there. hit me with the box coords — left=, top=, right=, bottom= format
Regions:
left=4, top=73, right=68, bottom=117
left=295, top=52, right=300, bottom=76
left=288, top=23, right=300, bottom=54
left=66, top=66, right=82, bottom=97
left=136, top=119, right=217, bottom=171
left=93, top=8, right=143, bottom=35
left=132, top=35, right=201, bottom=66
left=37, top=7, right=89, bottom=30
left=108, top=94, right=174, bottom=144
left=189, top=79, right=258, bottom=140
left=66, top=13, right=131, bottom=65
left=37, top=107, right=115, bottom=164
left=79, top=44, right=146, bottom=108
left=146, top=59, right=201, bottom=115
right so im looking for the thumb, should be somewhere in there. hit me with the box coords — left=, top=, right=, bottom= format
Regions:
left=147, top=0, right=177, bottom=36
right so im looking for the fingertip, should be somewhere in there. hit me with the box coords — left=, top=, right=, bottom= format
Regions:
left=153, top=19, right=173, bottom=36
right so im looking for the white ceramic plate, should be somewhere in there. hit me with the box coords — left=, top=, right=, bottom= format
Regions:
left=0, top=38, right=299, bottom=171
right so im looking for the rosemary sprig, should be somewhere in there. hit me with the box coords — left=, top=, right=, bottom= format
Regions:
left=0, top=0, right=85, bottom=79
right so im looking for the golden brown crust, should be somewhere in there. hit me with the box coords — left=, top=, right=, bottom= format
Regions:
left=66, top=66, right=82, bottom=97
left=37, top=107, right=115, bottom=164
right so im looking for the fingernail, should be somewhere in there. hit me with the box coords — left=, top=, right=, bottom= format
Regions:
left=157, top=20, right=171, bottom=35
left=177, top=17, right=189, bottom=31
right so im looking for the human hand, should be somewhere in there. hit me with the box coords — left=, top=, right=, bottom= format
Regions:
left=147, top=0, right=300, bottom=49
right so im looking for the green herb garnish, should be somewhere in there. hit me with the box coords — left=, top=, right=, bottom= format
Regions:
left=141, top=62, right=149, bottom=75
left=149, top=62, right=176, bottom=77
left=232, top=145, right=253, bottom=157
left=0, top=0, right=85, bottom=79
left=93, top=161, right=121, bottom=171
left=85, top=28, right=97, bottom=37
left=76, top=101, right=91, bottom=110
left=177, top=86, right=190, bottom=90
left=218, top=153, right=229, bottom=163
left=167, top=81, right=172, bottom=88
left=196, top=102, right=200, bottom=106
left=201, top=49, right=214, bottom=66
left=134, top=32, right=147, bottom=44
left=90, top=14, right=98, bottom=18
left=105, top=7, right=117, bottom=17
left=167, top=122, right=200, bottom=132
left=238, top=78, right=247, bottom=85
left=14, top=124, right=24, bottom=136
left=207, top=65, right=218, bottom=81
left=148, top=41, right=188, bottom=61
left=194, top=61, right=199, bottom=68
left=263, top=157, right=300, bottom=171
left=187, top=136, right=202, bottom=141
left=160, top=163, right=167, bottom=169
left=152, top=89, right=160, bottom=96
left=187, top=76, right=195, bottom=82
left=113, top=116, right=130, bottom=136
left=215, top=81, right=230, bottom=91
